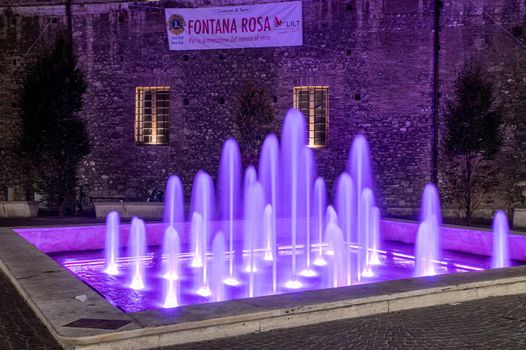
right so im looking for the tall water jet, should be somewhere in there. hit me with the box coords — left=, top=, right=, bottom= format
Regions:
left=190, top=171, right=215, bottom=297
left=492, top=210, right=510, bottom=268
left=348, top=134, right=374, bottom=282
left=348, top=133, right=374, bottom=206
left=163, top=175, right=184, bottom=232
left=420, top=183, right=443, bottom=225
left=129, top=217, right=146, bottom=290
left=368, top=206, right=381, bottom=266
left=163, top=226, right=180, bottom=281
left=325, top=220, right=346, bottom=288
left=414, top=183, right=442, bottom=277
left=259, top=134, right=279, bottom=220
left=211, top=231, right=226, bottom=302
left=190, top=212, right=204, bottom=268
left=281, top=109, right=307, bottom=289
left=263, top=204, right=275, bottom=261
left=414, top=215, right=439, bottom=277
left=325, top=205, right=338, bottom=256
left=243, top=165, right=258, bottom=271
left=162, top=226, right=180, bottom=308
left=244, top=182, right=265, bottom=297
left=104, top=211, right=120, bottom=275
left=313, top=177, right=327, bottom=266
left=360, top=188, right=375, bottom=277
left=300, top=147, right=316, bottom=277
left=218, top=138, right=242, bottom=286
left=335, top=172, right=354, bottom=285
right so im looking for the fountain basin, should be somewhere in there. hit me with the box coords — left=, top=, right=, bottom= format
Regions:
left=2, top=221, right=525, bottom=349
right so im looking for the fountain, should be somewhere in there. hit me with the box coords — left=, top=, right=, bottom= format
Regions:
left=368, top=206, right=381, bottom=266
left=37, top=107, right=515, bottom=313
left=492, top=210, right=510, bottom=269
left=129, top=217, right=146, bottom=290
left=263, top=204, right=274, bottom=261
left=312, top=177, right=327, bottom=266
left=244, top=182, right=265, bottom=297
left=162, top=226, right=180, bottom=308
left=360, top=188, right=375, bottom=277
left=335, top=172, right=354, bottom=285
left=211, top=231, right=226, bottom=302
left=163, top=175, right=184, bottom=231
left=191, top=171, right=214, bottom=297
left=415, top=183, right=442, bottom=277
left=300, top=147, right=316, bottom=277
left=325, top=219, right=346, bottom=288
left=218, top=138, right=242, bottom=286
left=104, top=211, right=120, bottom=275
left=281, top=109, right=306, bottom=289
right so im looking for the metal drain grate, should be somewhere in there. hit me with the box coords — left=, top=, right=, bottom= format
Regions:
left=63, top=318, right=131, bottom=330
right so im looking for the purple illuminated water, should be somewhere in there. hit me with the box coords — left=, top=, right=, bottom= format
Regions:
left=104, top=211, right=119, bottom=275
left=415, top=184, right=441, bottom=277
left=492, top=210, right=510, bottom=269
left=22, top=108, right=519, bottom=313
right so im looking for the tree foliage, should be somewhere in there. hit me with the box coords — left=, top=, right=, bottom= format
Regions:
left=441, top=61, right=503, bottom=225
left=18, top=32, right=90, bottom=216
left=234, top=80, right=276, bottom=167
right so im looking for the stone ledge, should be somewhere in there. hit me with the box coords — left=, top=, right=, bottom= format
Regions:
left=0, top=201, right=39, bottom=218
left=94, top=202, right=163, bottom=220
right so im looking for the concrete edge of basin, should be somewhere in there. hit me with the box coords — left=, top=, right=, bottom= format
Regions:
left=1, top=227, right=526, bottom=350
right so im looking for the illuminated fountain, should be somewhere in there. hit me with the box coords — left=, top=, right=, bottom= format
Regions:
left=162, top=226, right=180, bottom=308
left=103, top=211, right=120, bottom=275
left=492, top=210, right=510, bottom=268
left=281, top=109, right=306, bottom=289
left=211, top=231, right=226, bottom=302
left=300, top=147, right=316, bottom=277
left=218, top=139, right=242, bottom=286
left=44, top=107, right=515, bottom=313
left=415, top=184, right=441, bottom=277
left=312, top=177, right=327, bottom=266
left=335, top=172, right=354, bottom=285
left=129, top=217, right=146, bottom=290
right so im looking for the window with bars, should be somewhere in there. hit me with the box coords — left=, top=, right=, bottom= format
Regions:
left=293, top=86, right=329, bottom=148
left=135, top=86, right=170, bottom=145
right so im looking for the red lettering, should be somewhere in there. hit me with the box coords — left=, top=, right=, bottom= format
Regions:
left=264, top=16, right=271, bottom=31
left=249, top=17, right=256, bottom=32
left=242, top=18, right=248, bottom=32
left=215, top=19, right=222, bottom=34
left=188, top=20, right=194, bottom=34
left=257, top=17, right=264, bottom=32
left=202, top=19, right=209, bottom=34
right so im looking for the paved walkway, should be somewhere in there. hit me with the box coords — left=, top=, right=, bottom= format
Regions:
left=0, top=269, right=60, bottom=350
left=174, top=293, right=526, bottom=350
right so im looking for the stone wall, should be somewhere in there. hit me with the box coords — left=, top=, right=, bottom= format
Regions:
left=0, top=0, right=525, bottom=216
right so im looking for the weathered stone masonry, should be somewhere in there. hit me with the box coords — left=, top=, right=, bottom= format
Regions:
left=0, top=0, right=525, bottom=215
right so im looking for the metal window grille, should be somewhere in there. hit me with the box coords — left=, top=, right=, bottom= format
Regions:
left=135, top=86, right=170, bottom=145
left=293, top=86, right=329, bottom=147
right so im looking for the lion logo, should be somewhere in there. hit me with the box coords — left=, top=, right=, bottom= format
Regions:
left=167, top=14, right=186, bottom=35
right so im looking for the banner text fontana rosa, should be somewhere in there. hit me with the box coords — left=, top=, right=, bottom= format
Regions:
left=188, top=16, right=273, bottom=35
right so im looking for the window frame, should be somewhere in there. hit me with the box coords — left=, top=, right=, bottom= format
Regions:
left=293, top=85, right=329, bottom=148
left=135, top=86, right=171, bottom=145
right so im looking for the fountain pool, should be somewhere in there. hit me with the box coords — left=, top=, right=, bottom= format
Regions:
left=14, top=109, right=525, bottom=315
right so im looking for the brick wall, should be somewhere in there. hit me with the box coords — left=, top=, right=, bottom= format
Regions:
left=0, top=0, right=525, bottom=215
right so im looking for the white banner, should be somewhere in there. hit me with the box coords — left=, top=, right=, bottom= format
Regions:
left=165, top=1, right=302, bottom=51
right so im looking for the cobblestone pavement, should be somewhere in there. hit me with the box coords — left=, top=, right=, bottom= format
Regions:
left=174, top=294, right=526, bottom=350
left=0, top=269, right=61, bottom=350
